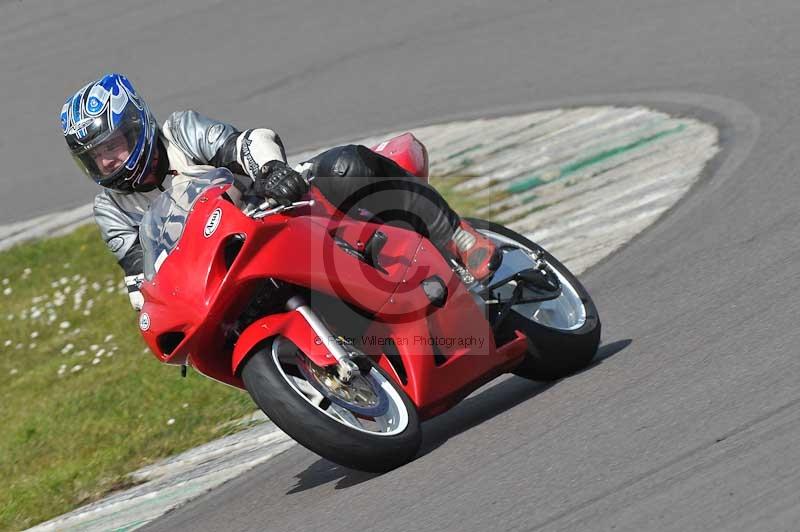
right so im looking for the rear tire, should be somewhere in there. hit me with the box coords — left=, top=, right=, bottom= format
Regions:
left=241, top=337, right=422, bottom=473
left=466, top=218, right=601, bottom=380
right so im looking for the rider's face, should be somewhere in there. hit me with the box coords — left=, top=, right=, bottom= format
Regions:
left=92, top=132, right=131, bottom=176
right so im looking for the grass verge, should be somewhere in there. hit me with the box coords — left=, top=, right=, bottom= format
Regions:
left=0, top=225, right=254, bottom=531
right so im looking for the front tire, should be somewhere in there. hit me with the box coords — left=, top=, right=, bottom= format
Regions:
left=241, top=337, right=422, bottom=473
left=466, top=218, right=601, bottom=380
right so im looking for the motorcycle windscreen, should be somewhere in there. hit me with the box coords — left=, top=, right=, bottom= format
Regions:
left=140, top=168, right=235, bottom=280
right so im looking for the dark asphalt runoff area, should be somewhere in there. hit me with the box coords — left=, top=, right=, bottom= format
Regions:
left=4, top=1, right=800, bottom=530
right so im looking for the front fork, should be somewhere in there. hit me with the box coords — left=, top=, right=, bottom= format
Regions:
left=285, top=295, right=360, bottom=383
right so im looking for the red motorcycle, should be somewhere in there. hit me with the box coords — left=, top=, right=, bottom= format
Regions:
left=137, top=134, right=600, bottom=472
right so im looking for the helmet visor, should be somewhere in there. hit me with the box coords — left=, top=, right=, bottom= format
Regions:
left=71, top=119, right=143, bottom=184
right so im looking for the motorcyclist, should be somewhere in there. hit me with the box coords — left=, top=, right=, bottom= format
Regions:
left=61, top=73, right=499, bottom=310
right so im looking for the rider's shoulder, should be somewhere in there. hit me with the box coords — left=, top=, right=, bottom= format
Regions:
left=162, top=109, right=222, bottom=129
left=92, top=189, right=123, bottom=224
left=162, top=110, right=235, bottom=150
left=93, top=188, right=114, bottom=207
left=93, top=187, right=129, bottom=212
left=162, top=109, right=195, bottom=129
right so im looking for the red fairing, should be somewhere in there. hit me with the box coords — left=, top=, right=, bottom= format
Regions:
left=359, top=240, right=527, bottom=419
left=139, top=182, right=527, bottom=417
left=370, top=133, right=429, bottom=182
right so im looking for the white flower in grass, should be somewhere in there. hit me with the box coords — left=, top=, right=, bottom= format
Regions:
left=59, top=321, right=71, bottom=329
left=1, top=278, right=8, bottom=285
left=70, top=364, right=82, bottom=373
left=57, top=365, right=66, bottom=376
left=91, top=282, right=101, bottom=291
left=3, top=340, right=11, bottom=347
left=59, top=277, right=69, bottom=285
left=105, top=287, right=115, bottom=293
left=30, top=331, right=39, bottom=339
left=104, top=334, right=114, bottom=342
left=83, top=310, right=91, bottom=316
left=31, top=309, right=42, bottom=319
left=87, top=299, right=95, bottom=308
left=15, top=343, right=23, bottom=349
left=72, top=274, right=80, bottom=282
left=32, top=296, right=42, bottom=304
left=167, top=418, right=176, bottom=426
left=61, top=344, right=74, bottom=354
left=76, top=350, right=87, bottom=356
left=50, top=281, right=59, bottom=289
left=182, top=403, right=189, bottom=408
left=96, top=348, right=106, bottom=357
left=105, top=351, right=114, bottom=357
left=92, top=358, right=101, bottom=365
left=3, top=288, right=12, bottom=296
left=6, top=315, right=13, bottom=321
left=89, top=344, right=98, bottom=351
left=64, top=286, right=72, bottom=294
left=29, top=343, right=37, bottom=349
left=71, top=328, right=81, bottom=335
left=9, top=368, right=18, bottom=375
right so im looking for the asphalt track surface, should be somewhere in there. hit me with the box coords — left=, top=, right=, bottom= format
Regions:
left=5, top=1, right=800, bottom=530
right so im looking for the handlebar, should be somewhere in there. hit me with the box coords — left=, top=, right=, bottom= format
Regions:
left=244, top=199, right=315, bottom=219
left=242, top=196, right=278, bottom=216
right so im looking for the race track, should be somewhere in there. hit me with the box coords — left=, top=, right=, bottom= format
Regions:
left=5, top=0, right=800, bottom=530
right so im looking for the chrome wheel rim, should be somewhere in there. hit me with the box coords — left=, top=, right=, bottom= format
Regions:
left=271, top=338, right=409, bottom=436
left=479, top=229, right=588, bottom=331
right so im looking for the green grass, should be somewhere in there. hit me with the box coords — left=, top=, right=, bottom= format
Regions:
left=0, top=225, right=254, bottom=531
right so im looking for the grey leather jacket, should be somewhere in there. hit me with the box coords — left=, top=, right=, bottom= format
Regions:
left=93, top=110, right=286, bottom=276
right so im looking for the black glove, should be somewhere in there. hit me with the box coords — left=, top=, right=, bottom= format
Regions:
left=251, top=160, right=309, bottom=207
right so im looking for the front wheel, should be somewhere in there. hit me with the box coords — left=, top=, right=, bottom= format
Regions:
left=466, top=218, right=601, bottom=380
left=241, top=336, right=422, bottom=473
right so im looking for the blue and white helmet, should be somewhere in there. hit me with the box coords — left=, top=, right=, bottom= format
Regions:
left=61, top=73, right=158, bottom=193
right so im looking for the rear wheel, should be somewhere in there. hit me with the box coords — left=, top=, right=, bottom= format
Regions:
left=466, top=218, right=601, bottom=380
left=241, top=336, right=422, bottom=472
